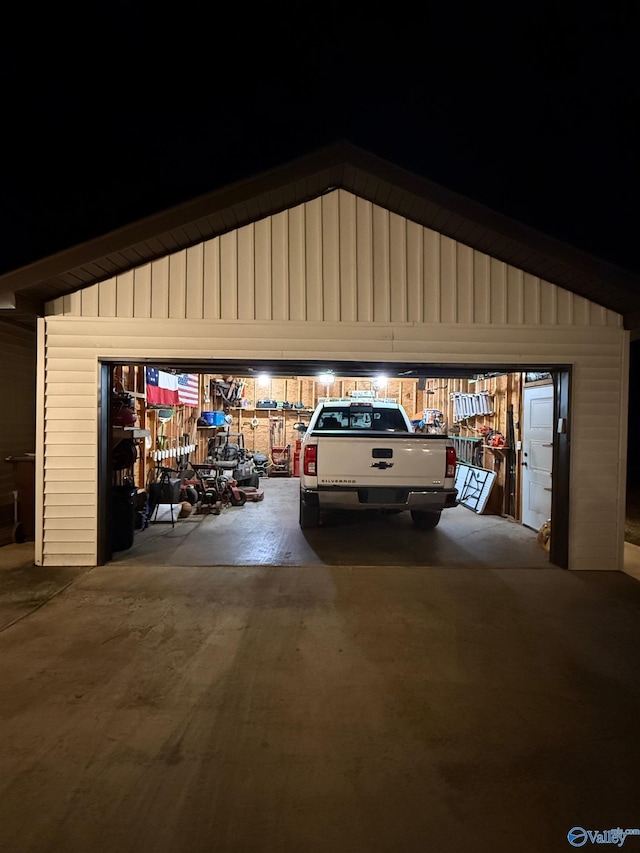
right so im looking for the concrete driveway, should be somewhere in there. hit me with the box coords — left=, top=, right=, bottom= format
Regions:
left=2, top=545, right=640, bottom=853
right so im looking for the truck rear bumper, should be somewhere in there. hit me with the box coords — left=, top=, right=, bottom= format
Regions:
left=301, top=487, right=458, bottom=511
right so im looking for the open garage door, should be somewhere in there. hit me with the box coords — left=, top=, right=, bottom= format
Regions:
left=99, top=360, right=570, bottom=569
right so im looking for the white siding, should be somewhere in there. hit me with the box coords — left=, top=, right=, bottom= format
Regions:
left=47, top=190, right=623, bottom=332
left=41, top=189, right=627, bottom=570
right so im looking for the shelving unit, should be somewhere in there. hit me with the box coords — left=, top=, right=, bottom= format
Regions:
left=112, top=427, right=150, bottom=442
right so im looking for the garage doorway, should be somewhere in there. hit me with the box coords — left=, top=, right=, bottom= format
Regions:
left=99, top=360, right=571, bottom=569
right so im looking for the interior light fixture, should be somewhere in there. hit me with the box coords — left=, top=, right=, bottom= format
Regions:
left=257, top=373, right=271, bottom=386
left=317, top=372, right=334, bottom=386
left=374, top=374, right=388, bottom=388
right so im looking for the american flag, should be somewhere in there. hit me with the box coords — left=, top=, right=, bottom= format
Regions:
left=178, top=374, right=199, bottom=406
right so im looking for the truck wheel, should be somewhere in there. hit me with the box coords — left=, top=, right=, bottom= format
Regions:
left=411, top=510, right=441, bottom=530
left=299, top=495, right=320, bottom=528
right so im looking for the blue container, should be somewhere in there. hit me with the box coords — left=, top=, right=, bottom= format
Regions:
left=201, top=410, right=225, bottom=426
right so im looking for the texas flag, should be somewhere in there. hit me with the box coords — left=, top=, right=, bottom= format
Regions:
left=145, top=368, right=179, bottom=405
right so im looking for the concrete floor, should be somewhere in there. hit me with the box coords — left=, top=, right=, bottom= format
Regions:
left=113, top=477, right=551, bottom=569
left=2, top=492, right=640, bottom=852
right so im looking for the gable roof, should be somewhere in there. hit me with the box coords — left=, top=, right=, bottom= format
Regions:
left=2, top=141, right=639, bottom=335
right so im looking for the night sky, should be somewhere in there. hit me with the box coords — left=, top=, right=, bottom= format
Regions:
left=0, top=6, right=638, bottom=277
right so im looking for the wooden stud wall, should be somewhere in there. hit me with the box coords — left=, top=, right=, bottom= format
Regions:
left=114, top=368, right=523, bottom=515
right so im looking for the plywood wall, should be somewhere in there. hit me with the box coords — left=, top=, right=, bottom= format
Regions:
left=420, top=374, right=522, bottom=440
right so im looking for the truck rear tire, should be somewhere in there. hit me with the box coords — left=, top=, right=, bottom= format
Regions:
left=299, top=495, right=320, bottom=528
left=411, top=510, right=441, bottom=530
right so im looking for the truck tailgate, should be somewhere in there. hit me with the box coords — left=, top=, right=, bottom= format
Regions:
left=314, top=433, right=448, bottom=487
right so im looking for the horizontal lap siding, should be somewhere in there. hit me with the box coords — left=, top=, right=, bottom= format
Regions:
left=42, top=341, right=97, bottom=566
left=569, top=360, right=627, bottom=568
left=41, top=315, right=627, bottom=570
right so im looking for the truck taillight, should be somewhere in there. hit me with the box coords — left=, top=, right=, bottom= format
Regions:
left=304, top=445, right=317, bottom=476
left=446, top=446, right=456, bottom=479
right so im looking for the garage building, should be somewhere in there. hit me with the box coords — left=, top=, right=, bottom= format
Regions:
left=1, top=143, right=638, bottom=570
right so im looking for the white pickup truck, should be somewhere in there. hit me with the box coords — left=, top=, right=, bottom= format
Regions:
left=299, top=396, right=458, bottom=529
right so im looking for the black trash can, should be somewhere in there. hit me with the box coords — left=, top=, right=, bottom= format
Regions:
left=111, top=485, right=137, bottom=552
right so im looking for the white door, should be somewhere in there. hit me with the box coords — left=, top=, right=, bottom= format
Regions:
left=522, top=384, right=554, bottom=531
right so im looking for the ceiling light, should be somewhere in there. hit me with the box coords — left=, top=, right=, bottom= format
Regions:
left=317, top=372, right=334, bottom=386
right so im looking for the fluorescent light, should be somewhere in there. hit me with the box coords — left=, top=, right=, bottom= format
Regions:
left=257, top=374, right=271, bottom=386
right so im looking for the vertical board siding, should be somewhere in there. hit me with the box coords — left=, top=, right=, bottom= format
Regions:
left=389, top=213, right=407, bottom=323
left=356, top=196, right=373, bottom=322
left=150, top=256, right=169, bottom=319
left=116, top=270, right=135, bottom=318
left=322, top=192, right=340, bottom=322
left=255, top=218, right=273, bottom=321
left=305, top=198, right=323, bottom=321
left=439, top=235, right=456, bottom=324
left=406, top=220, right=424, bottom=323
left=288, top=206, right=305, bottom=322
left=186, top=243, right=204, bottom=319
left=372, top=205, right=390, bottom=322
left=203, top=238, right=220, bottom=319
left=237, top=225, right=255, bottom=321
left=81, top=283, right=99, bottom=317
left=54, top=190, right=622, bottom=334
left=473, top=251, right=490, bottom=324
left=133, top=264, right=152, bottom=318
left=168, top=250, right=187, bottom=319
left=506, top=267, right=524, bottom=325
left=522, top=272, right=540, bottom=324
left=339, top=191, right=357, bottom=322
left=423, top=228, right=440, bottom=323
left=456, top=242, right=473, bottom=325
left=490, top=258, right=507, bottom=324
left=556, top=288, right=573, bottom=326
left=98, top=277, right=117, bottom=317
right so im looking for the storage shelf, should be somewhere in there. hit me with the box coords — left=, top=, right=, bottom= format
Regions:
left=113, top=427, right=150, bottom=439
left=234, top=407, right=313, bottom=412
